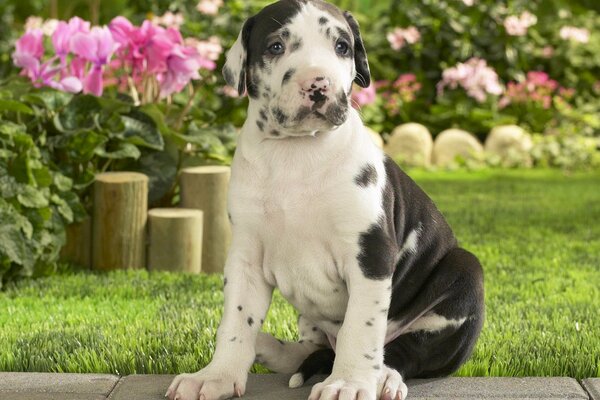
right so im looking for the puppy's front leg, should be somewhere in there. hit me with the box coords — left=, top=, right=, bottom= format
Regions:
left=310, top=267, right=392, bottom=400
left=167, top=243, right=272, bottom=400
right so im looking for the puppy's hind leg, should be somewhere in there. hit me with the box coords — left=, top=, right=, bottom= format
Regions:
left=255, top=315, right=329, bottom=374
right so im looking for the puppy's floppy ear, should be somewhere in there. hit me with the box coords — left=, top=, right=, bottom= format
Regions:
left=222, top=17, right=255, bottom=95
left=343, top=11, right=371, bottom=88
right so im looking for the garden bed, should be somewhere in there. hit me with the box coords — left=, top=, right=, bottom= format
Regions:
left=1, top=169, right=598, bottom=378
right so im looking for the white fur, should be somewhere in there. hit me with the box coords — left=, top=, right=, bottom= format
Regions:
left=405, top=313, right=467, bottom=333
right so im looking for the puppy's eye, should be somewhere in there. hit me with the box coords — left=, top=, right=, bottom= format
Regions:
left=268, top=42, right=285, bottom=55
left=335, top=40, right=350, bottom=56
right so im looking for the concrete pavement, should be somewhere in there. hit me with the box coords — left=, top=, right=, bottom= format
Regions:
left=0, top=372, right=598, bottom=399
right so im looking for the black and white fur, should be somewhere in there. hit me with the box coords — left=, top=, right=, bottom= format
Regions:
left=167, top=1, right=484, bottom=399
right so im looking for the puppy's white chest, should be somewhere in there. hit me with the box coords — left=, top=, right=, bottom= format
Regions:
left=228, top=122, right=385, bottom=322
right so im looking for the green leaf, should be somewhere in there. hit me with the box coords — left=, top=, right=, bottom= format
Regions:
left=95, top=141, right=141, bottom=160
left=51, top=194, right=74, bottom=223
left=129, top=150, right=178, bottom=206
left=53, top=173, right=73, bottom=192
left=22, top=89, right=73, bottom=111
left=17, top=186, right=49, bottom=208
left=65, top=131, right=108, bottom=162
left=0, top=99, right=33, bottom=114
left=121, top=109, right=165, bottom=150
left=0, top=208, right=34, bottom=268
left=32, top=166, right=53, bottom=188
left=57, top=95, right=102, bottom=132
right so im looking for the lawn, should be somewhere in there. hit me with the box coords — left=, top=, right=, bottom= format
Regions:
left=0, top=169, right=598, bottom=378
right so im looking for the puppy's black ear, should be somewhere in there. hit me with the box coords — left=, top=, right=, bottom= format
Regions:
left=343, top=11, right=371, bottom=88
left=222, top=17, right=255, bottom=95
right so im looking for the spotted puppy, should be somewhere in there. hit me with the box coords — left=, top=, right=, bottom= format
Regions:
left=166, top=1, right=484, bottom=399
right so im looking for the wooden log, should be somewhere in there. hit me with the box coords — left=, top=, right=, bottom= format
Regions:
left=180, top=166, right=231, bottom=274
left=60, top=217, right=91, bottom=268
left=147, top=208, right=204, bottom=273
left=92, top=172, right=148, bottom=271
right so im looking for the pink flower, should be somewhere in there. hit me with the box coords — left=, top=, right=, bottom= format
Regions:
left=12, top=29, right=44, bottom=73
left=185, top=36, right=223, bottom=62
left=24, top=17, right=43, bottom=32
left=541, top=46, right=554, bottom=58
left=152, top=11, right=185, bottom=29
left=503, top=11, right=537, bottom=36
left=13, top=29, right=82, bottom=93
left=108, top=16, right=135, bottom=47
left=500, top=71, right=565, bottom=110
left=159, top=46, right=207, bottom=98
left=52, top=17, right=91, bottom=60
left=437, top=58, right=503, bottom=102
left=71, top=26, right=119, bottom=95
left=387, top=26, right=420, bottom=51
left=351, top=84, right=376, bottom=107
left=196, top=0, right=223, bottom=16
left=559, top=26, right=590, bottom=43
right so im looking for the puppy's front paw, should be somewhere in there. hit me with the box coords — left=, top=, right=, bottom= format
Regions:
left=377, top=366, right=408, bottom=400
left=309, top=375, right=376, bottom=400
left=166, top=369, right=246, bottom=400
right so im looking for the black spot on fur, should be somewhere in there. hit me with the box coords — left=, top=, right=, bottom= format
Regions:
left=319, top=17, right=329, bottom=25
left=294, top=106, right=312, bottom=122
left=281, top=29, right=290, bottom=38
left=282, top=68, right=296, bottom=85
left=375, top=300, right=380, bottom=304
left=325, top=27, right=331, bottom=38
left=366, top=321, right=373, bottom=326
left=224, top=277, right=228, bottom=286
left=273, top=107, right=288, bottom=124
left=373, top=364, right=381, bottom=370
left=355, top=164, right=377, bottom=187
left=256, top=120, right=265, bottom=131
left=260, top=319, right=264, bottom=325
left=357, top=222, right=395, bottom=280
left=364, top=354, right=374, bottom=360
left=312, top=327, right=318, bottom=332
left=230, top=336, right=237, bottom=342
left=259, top=109, right=268, bottom=121
left=333, top=320, right=342, bottom=325
left=290, top=40, right=302, bottom=52
left=271, top=130, right=280, bottom=137
left=299, top=340, right=304, bottom=344
left=248, top=317, right=254, bottom=326
left=238, top=305, right=243, bottom=311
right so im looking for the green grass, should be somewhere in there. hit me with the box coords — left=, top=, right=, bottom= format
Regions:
left=0, top=169, right=599, bottom=378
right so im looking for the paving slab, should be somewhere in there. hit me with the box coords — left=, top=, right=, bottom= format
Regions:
left=105, top=374, right=589, bottom=400
left=0, top=372, right=119, bottom=400
left=407, top=377, right=588, bottom=399
left=583, top=378, right=600, bottom=400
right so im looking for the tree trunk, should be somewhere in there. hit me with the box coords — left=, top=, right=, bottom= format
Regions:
left=180, top=166, right=231, bottom=274
left=148, top=208, right=203, bottom=273
left=92, top=172, right=148, bottom=271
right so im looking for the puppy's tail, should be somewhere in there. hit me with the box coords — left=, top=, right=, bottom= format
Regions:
left=288, top=348, right=335, bottom=388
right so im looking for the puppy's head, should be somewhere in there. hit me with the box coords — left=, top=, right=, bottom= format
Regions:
left=223, top=0, right=370, bottom=137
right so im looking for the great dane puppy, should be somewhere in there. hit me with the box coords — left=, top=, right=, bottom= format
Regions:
left=166, top=1, right=484, bottom=399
